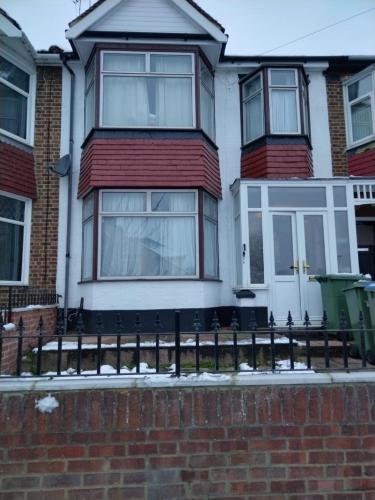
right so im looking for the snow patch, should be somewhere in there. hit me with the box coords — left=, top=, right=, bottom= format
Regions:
left=2, top=323, right=16, bottom=332
left=35, top=394, right=59, bottom=413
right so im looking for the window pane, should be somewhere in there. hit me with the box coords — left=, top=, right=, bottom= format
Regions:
left=243, top=75, right=261, bottom=99
left=269, top=187, right=326, bottom=207
left=0, top=194, right=24, bottom=221
left=0, top=82, right=27, bottom=138
left=102, top=192, right=146, bottom=212
left=102, top=76, right=193, bottom=127
left=271, top=89, right=298, bottom=133
left=335, top=211, right=351, bottom=273
left=234, top=215, right=242, bottom=286
left=103, top=53, right=145, bottom=72
left=85, top=83, right=95, bottom=135
left=150, top=54, right=192, bottom=73
left=151, top=192, right=195, bottom=212
left=0, top=221, right=23, bottom=281
left=200, top=84, right=215, bottom=139
left=203, top=193, right=217, bottom=220
left=247, top=187, right=261, bottom=208
left=83, top=194, right=94, bottom=220
left=304, top=215, right=326, bottom=275
left=204, top=217, right=218, bottom=278
left=270, top=69, right=296, bottom=86
left=244, top=93, right=263, bottom=142
left=249, top=212, right=264, bottom=283
left=273, top=215, right=294, bottom=275
left=82, top=219, right=93, bottom=280
left=200, top=60, right=214, bottom=93
left=348, top=74, right=372, bottom=101
left=351, top=98, right=373, bottom=142
left=85, top=59, right=95, bottom=89
left=333, top=186, right=347, bottom=207
left=101, top=216, right=196, bottom=277
left=0, top=55, right=29, bottom=92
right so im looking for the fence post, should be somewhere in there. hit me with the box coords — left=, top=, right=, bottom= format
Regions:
left=7, top=286, right=12, bottom=323
left=0, top=312, right=3, bottom=374
left=175, top=310, right=181, bottom=377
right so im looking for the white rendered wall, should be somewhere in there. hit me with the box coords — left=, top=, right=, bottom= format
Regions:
left=306, top=68, right=333, bottom=178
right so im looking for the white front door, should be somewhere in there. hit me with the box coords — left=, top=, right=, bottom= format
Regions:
left=270, top=211, right=329, bottom=324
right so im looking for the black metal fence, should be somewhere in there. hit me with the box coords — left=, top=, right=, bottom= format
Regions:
left=0, top=287, right=58, bottom=323
left=0, top=308, right=374, bottom=378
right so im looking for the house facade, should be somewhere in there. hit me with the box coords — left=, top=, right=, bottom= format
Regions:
left=53, top=0, right=375, bottom=331
left=0, top=8, right=62, bottom=305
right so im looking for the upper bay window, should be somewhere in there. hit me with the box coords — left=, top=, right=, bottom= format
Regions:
left=344, top=68, right=375, bottom=148
left=0, top=54, right=31, bottom=142
left=84, top=50, right=215, bottom=140
left=241, top=67, right=310, bottom=146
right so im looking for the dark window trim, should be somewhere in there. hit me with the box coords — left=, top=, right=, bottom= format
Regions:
left=81, top=187, right=220, bottom=282
left=240, top=65, right=311, bottom=147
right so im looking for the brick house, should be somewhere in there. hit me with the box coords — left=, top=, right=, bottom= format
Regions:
left=51, top=0, right=375, bottom=332
left=0, top=9, right=61, bottom=335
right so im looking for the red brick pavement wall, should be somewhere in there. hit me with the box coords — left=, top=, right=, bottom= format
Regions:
left=1, top=306, right=56, bottom=375
left=0, top=384, right=375, bottom=498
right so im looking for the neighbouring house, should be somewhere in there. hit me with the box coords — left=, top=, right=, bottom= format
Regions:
left=0, top=9, right=61, bottom=340
left=53, top=0, right=375, bottom=332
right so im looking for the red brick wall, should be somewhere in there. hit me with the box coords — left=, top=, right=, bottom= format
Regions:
left=0, top=384, right=375, bottom=497
left=78, top=137, right=222, bottom=199
left=241, top=144, right=313, bottom=179
left=0, top=141, right=36, bottom=198
left=1, top=306, right=56, bottom=375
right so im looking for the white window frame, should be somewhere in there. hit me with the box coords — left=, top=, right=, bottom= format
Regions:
left=343, top=67, right=375, bottom=149
left=268, top=68, right=301, bottom=135
left=242, top=71, right=264, bottom=145
left=84, top=57, right=96, bottom=137
left=0, top=48, right=36, bottom=146
left=97, top=189, right=199, bottom=280
left=99, top=51, right=196, bottom=130
left=0, top=190, right=32, bottom=286
left=199, top=58, right=215, bottom=141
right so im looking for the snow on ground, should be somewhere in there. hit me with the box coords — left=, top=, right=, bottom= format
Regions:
left=2, top=323, right=16, bottom=331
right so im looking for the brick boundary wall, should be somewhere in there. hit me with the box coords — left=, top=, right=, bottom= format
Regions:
left=0, top=384, right=375, bottom=498
left=1, top=306, right=57, bottom=375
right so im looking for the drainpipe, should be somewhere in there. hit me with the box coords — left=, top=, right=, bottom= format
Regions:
left=60, top=53, right=75, bottom=334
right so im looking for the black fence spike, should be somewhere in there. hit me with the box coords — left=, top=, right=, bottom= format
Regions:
left=286, top=311, right=294, bottom=329
left=18, top=316, right=24, bottom=335
left=153, top=312, right=162, bottom=333
left=269, top=311, right=276, bottom=329
left=193, top=311, right=202, bottom=332
left=303, top=311, right=311, bottom=328
left=56, top=309, right=64, bottom=336
left=76, top=310, right=85, bottom=335
left=248, top=310, right=258, bottom=331
left=210, top=310, right=221, bottom=332
left=38, top=316, right=44, bottom=335
left=230, top=310, right=239, bottom=332
left=321, top=310, right=328, bottom=330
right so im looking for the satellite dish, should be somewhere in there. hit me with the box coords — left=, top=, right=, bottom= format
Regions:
left=50, top=154, right=71, bottom=177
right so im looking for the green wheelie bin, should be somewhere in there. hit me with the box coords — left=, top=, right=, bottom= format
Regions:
left=315, top=274, right=362, bottom=331
left=344, top=281, right=375, bottom=363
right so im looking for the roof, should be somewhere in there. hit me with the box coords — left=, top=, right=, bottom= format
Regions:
left=68, top=0, right=225, bottom=32
left=0, top=7, right=21, bottom=30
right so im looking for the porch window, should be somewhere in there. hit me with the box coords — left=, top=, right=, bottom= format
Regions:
left=0, top=55, right=30, bottom=140
left=203, top=192, right=219, bottom=278
left=82, top=193, right=94, bottom=281
left=344, top=68, right=375, bottom=147
left=335, top=211, right=352, bottom=273
left=101, top=52, right=194, bottom=129
left=0, top=193, right=30, bottom=284
left=241, top=66, right=309, bottom=145
left=99, top=190, right=197, bottom=278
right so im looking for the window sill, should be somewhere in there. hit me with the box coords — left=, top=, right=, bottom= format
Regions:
left=241, top=134, right=312, bottom=152
left=346, top=135, right=375, bottom=152
left=0, top=128, right=32, bottom=148
left=78, top=278, right=222, bottom=284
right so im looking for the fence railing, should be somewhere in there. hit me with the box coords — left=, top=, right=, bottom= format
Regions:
left=0, top=309, right=374, bottom=378
left=0, top=287, right=58, bottom=323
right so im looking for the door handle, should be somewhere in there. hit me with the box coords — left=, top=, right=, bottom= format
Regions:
left=303, top=261, right=310, bottom=274
left=289, top=261, right=299, bottom=273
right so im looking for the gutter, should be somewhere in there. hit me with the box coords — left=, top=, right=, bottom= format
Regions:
left=60, top=53, right=75, bottom=334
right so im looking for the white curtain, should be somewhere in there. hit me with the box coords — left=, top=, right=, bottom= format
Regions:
left=245, top=93, right=262, bottom=141
left=152, top=192, right=195, bottom=212
left=200, top=84, right=214, bottom=139
left=204, top=218, right=218, bottom=277
left=102, top=192, right=145, bottom=213
left=102, top=76, right=148, bottom=126
left=351, top=98, right=373, bottom=142
left=271, top=89, right=298, bottom=133
left=151, top=55, right=191, bottom=73
left=0, top=83, right=27, bottom=138
left=155, top=77, right=192, bottom=127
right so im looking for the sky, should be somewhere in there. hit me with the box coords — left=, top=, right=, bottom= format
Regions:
left=2, top=0, right=375, bottom=56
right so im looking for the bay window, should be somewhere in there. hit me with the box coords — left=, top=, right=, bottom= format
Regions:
left=344, top=68, right=375, bottom=147
left=0, top=54, right=30, bottom=141
left=81, top=189, right=219, bottom=280
left=241, top=66, right=309, bottom=145
left=200, top=60, right=215, bottom=140
left=101, top=52, right=194, bottom=129
left=0, top=192, right=30, bottom=284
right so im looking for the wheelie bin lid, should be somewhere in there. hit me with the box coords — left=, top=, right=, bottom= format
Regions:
left=315, top=274, right=362, bottom=282
left=343, top=280, right=372, bottom=292
left=364, top=282, right=375, bottom=292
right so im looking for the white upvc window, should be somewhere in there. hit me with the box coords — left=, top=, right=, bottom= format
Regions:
left=0, top=52, right=33, bottom=144
left=242, top=73, right=264, bottom=143
left=269, top=68, right=300, bottom=135
left=344, top=68, right=375, bottom=148
left=100, top=51, right=195, bottom=129
left=98, top=189, right=199, bottom=279
left=0, top=191, right=31, bottom=285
